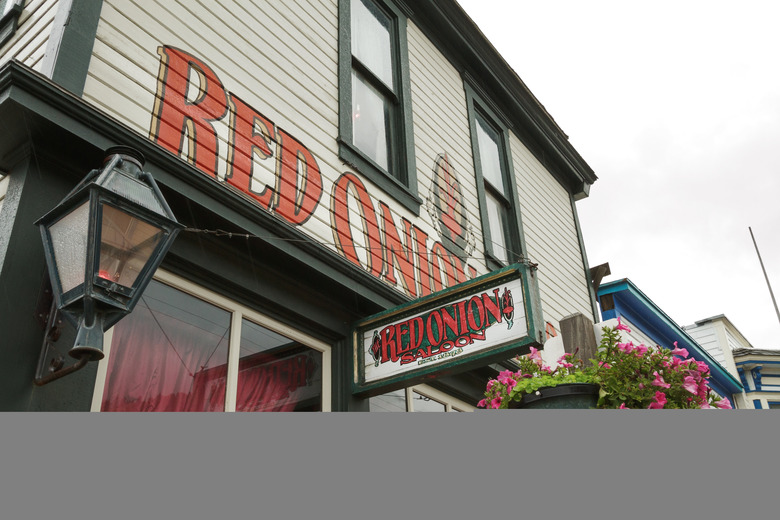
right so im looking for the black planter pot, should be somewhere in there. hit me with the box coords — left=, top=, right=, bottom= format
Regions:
left=509, top=383, right=600, bottom=409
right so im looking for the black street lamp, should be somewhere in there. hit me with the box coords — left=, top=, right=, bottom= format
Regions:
left=34, top=146, right=182, bottom=383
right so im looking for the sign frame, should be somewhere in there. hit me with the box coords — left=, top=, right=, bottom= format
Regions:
left=352, top=263, right=544, bottom=397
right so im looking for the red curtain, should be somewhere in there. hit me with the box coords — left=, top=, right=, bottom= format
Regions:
left=234, top=347, right=321, bottom=412
left=101, top=298, right=230, bottom=411
left=101, top=291, right=322, bottom=412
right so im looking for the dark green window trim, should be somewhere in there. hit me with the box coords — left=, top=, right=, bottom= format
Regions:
left=338, top=0, right=420, bottom=214
left=464, top=81, right=527, bottom=271
left=0, top=0, right=24, bottom=47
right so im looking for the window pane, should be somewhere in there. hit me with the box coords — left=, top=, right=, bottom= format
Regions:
left=412, top=391, right=447, bottom=412
left=476, top=116, right=505, bottom=195
left=486, top=192, right=508, bottom=263
left=370, top=389, right=406, bottom=411
left=101, top=280, right=231, bottom=411
left=352, top=71, right=390, bottom=171
left=351, top=0, right=394, bottom=89
left=236, top=319, right=323, bottom=412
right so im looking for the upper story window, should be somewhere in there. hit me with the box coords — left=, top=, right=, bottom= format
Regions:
left=465, top=83, right=526, bottom=269
left=0, top=0, right=24, bottom=47
left=338, top=0, right=419, bottom=213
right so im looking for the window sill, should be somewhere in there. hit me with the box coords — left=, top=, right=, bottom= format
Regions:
left=339, top=140, right=421, bottom=215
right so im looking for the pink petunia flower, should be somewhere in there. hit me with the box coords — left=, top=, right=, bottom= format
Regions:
left=477, top=399, right=487, bottom=408
left=682, top=376, right=698, bottom=394
left=648, top=391, right=667, bottom=409
left=697, top=381, right=709, bottom=401
left=619, top=403, right=629, bottom=409
left=491, top=396, right=502, bottom=409
left=557, top=354, right=574, bottom=368
left=616, top=316, right=631, bottom=333
left=713, top=397, right=732, bottom=409
left=528, top=347, right=545, bottom=367
left=670, top=342, right=689, bottom=358
left=634, top=344, right=649, bottom=356
left=652, top=371, right=671, bottom=388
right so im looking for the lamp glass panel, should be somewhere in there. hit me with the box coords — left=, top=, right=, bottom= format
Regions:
left=98, top=203, right=165, bottom=288
left=49, top=201, right=90, bottom=294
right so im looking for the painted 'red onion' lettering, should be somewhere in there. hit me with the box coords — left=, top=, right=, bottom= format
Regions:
left=149, top=45, right=478, bottom=299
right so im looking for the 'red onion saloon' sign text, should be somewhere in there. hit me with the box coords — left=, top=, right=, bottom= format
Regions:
left=352, top=264, right=541, bottom=396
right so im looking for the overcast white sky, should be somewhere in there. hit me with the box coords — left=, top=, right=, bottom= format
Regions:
left=456, top=0, right=780, bottom=348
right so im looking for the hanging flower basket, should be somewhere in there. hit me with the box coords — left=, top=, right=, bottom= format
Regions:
left=478, top=321, right=733, bottom=410
left=508, top=383, right=600, bottom=409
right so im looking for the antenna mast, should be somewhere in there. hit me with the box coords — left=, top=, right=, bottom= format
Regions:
left=749, top=226, right=780, bottom=327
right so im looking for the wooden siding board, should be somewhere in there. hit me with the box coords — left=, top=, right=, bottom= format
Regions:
left=93, top=1, right=339, bottom=131
left=509, top=132, right=592, bottom=323
left=406, top=21, right=489, bottom=273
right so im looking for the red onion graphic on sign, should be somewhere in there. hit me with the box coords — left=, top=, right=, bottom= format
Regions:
left=370, top=330, right=382, bottom=367
left=501, top=288, right=514, bottom=330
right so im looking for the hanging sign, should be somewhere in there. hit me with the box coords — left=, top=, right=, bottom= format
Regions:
left=352, top=263, right=542, bottom=396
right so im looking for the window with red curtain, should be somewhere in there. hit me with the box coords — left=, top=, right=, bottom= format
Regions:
left=100, top=279, right=323, bottom=411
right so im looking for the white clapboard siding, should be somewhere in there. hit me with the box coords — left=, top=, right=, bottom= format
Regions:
left=84, top=1, right=343, bottom=237
left=686, top=322, right=728, bottom=365
left=725, top=328, right=745, bottom=352
left=0, top=0, right=58, bottom=71
left=510, top=133, right=593, bottom=326
left=406, top=21, right=485, bottom=256
left=82, top=0, right=593, bottom=306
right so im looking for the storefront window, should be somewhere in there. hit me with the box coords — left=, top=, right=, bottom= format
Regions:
left=369, top=385, right=474, bottom=412
left=235, top=319, right=322, bottom=412
left=96, top=272, right=330, bottom=411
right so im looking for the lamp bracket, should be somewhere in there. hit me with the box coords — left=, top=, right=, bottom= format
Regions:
left=33, top=297, right=89, bottom=386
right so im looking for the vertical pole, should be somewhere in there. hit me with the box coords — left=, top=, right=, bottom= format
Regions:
left=749, top=227, right=780, bottom=327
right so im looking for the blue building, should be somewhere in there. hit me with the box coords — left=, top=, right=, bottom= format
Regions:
left=596, top=278, right=743, bottom=405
